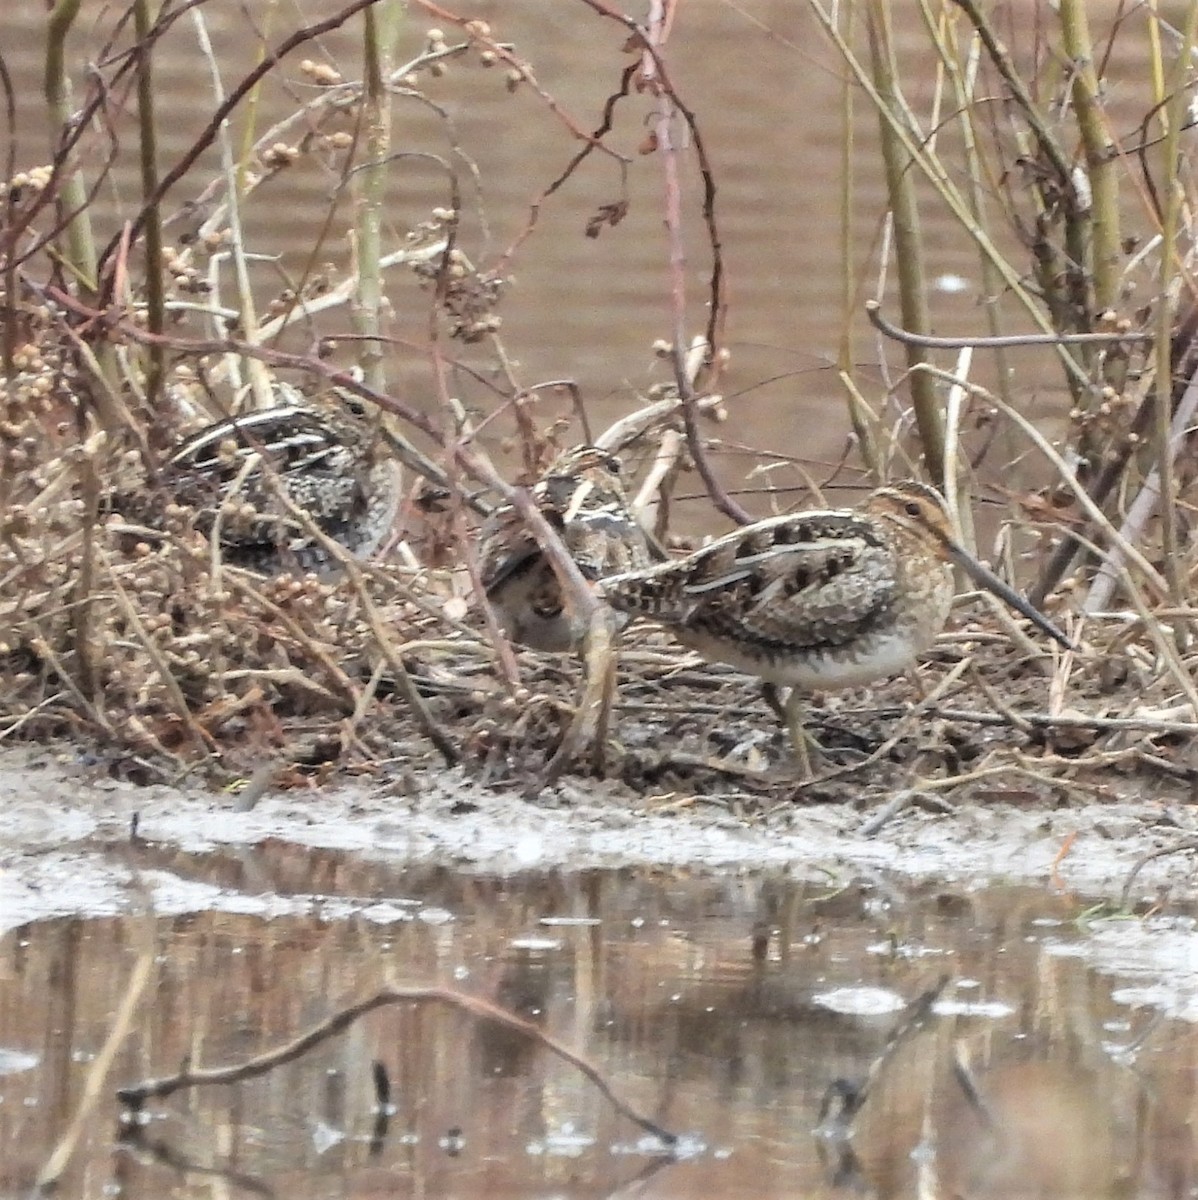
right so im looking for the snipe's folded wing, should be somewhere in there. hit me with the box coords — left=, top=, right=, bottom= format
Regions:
left=168, top=406, right=342, bottom=478
left=610, top=510, right=899, bottom=651
left=478, top=504, right=544, bottom=596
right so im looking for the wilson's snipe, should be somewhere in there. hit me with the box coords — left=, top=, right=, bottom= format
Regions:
left=601, top=480, right=1072, bottom=771
left=479, top=444, right=653, bottom=651
left=149, top=400, right=401, bottom=573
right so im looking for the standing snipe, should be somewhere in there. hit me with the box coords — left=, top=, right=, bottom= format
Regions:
left=601, top=480, right=1072, bottom=770
left=150, top=399, right=401, bottom=573
left=479, top=444, right=653, bottom=651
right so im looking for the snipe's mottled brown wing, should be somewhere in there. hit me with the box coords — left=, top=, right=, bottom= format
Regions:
left=480, top=453, right=649, bottom=596
left=602, top=509, right=899, bottom=651
left=162, top=405, right=380, bottom=564
left=167, top=405, right=352, bottom=481
left=478, top=504, right=545, bottom=595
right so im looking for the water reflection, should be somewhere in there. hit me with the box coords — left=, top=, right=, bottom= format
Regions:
left=0, top=854, right=1195, bottom=1197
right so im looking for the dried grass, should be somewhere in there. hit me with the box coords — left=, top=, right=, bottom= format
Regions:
left=4, top=2, right=1198, bottom=806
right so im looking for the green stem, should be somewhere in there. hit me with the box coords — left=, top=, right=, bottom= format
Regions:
left=1058, top=0, right=1120, bottom=316
left=352, top=1, right=404, bottom=396
left=807, top=0, right=1089, bottom=395
left=43, top=0, right=98, bottom=292
left=134, top=0, right=164, bottom=411
left=836, top=1, right=879, bottom=475
left=1152, top=5, right=1196, bottom=611
left=867, top=4, right=944, bottom=484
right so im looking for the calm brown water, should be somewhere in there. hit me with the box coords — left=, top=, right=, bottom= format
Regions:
left=1, top=851, right=1196, bottom=1198
left=5, top=1, right=1162, bottom=528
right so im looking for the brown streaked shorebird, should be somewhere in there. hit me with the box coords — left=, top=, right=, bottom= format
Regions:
left=479, top=444, right=653, bottom=652
left=600, top=480, right=1073, bottom=773
left=143, top=400, right=401, bottom=573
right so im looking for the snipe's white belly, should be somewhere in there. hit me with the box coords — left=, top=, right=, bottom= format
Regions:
left=676, top=627, right=933, bottom=692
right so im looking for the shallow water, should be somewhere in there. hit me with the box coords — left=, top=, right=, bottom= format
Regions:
left=1, top=846, right=1196, bottom=1198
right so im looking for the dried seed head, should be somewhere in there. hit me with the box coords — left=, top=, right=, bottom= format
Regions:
left=263, top=142, right=301, bottom=168
left=300, top=60, right=342, bottom=86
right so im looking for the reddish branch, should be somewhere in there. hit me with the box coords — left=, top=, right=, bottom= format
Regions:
left=406, top=0, right=633, bottom=272
left=411, top=0, right=737, bottom=531
left=573, top=0, right=725, bottom=362
left=573, top=0, right=744, bottom=524
left=410, top=0, right=631, bottom=169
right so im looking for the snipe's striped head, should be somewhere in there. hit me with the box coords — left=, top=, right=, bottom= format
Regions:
left=867, top=479, right=1072, bottom=651
left=864, top=480, right=955, bottom=547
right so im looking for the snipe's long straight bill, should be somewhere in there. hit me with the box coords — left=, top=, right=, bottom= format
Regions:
left=945, top=542, right=1075, bottom=651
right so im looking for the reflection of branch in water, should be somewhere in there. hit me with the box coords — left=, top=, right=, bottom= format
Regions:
left=363, top=1051, right=674, bottom=1194
left=598, top=1152, right=678, bottom=1199
left=118, top=984, right=679, bottom=1148
left=368, top=1060, right=391, bottom=1158
left=815, top=974, right=951, bottom=1137
left=118, top=1128, right=275, bottom=1198
left=813, top=1133, right=865, bottom=1193
left=950, top=1041, right=996, bottom=1129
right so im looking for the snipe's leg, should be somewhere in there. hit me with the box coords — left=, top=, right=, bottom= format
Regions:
left=762, top=682, right=816, bottom=778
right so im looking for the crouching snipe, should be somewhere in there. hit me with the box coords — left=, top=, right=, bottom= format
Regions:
left=479, top=445, right=652, bottom=652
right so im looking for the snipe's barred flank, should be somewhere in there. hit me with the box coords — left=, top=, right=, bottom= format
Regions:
left=126, top=401, right=401, bottom=574
left=600, top=480, right=1073, bottom=771
left=479, top=444, right=652, bottom=652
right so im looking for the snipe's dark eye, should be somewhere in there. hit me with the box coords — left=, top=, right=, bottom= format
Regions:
left=603, top=456, right=621, bottom=475
left=904, top=500, right=922, bottom=517
left=344, top=398, right=368, bottom=418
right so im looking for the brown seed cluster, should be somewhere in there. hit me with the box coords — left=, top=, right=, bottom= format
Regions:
left=1067, top=385, right=1139, bottom=446
left=2, top=300, right=71, bottom=405
left=413, top=246, right=506, bottom=342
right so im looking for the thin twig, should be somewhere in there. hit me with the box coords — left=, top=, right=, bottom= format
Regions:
left=1120, top=837, right=1198, bottom=910
left=96, top=0, right=389, bottom=287
left=799, top=657, right=972, bottom=792
left=866, top=299, right=1152, bottom=348
left=100, top=546, right=219, bottom=761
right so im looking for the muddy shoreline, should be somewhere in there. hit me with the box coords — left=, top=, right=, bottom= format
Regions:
left=2, top=742, right=1194, bottom=934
